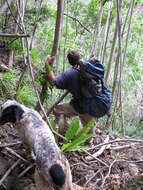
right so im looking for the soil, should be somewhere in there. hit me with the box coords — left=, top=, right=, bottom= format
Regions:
left=0, top=122, right=142, bottom=190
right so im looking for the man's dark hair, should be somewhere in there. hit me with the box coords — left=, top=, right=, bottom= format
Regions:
left=67, top=50, right=81, bottom=66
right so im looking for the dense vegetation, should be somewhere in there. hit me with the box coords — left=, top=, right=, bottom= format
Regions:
left=0, top=0, right=143, bottom=139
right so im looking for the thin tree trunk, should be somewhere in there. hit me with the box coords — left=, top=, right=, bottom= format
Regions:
left=105, top=20, right=118, bottom=83
left=36, top=0, right=65, bottom=110
left=122, top=0, right=135, bottom=68
left=105, top=1, right=131, bottom=84
left=100, top=0, right=113, bottom=64
left=90, top=0, right=108, bottom=57
left=51, top=0, right=64, bottom=56
left=116, top=0, right=125, bottom=135
left=63, top=0, right=69, bottom=72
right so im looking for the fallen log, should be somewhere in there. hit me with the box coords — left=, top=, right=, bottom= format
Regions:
left=0, top=100, right=72, bottom=190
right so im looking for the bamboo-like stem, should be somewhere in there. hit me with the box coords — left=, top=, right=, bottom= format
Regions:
left=63, top=0, right=69, bottom=72
left=90, top=0, right=108, bottom=57
left=100, top=0, right=113, bottom=64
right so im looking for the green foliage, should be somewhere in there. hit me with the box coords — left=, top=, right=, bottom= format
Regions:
left=125, top=123, right=143, bottom=138
left=35, top=70, right=47, bottom=86
left=0, top=69, right=20, bottom=97
left=65, top=118, right=80, bottom=140
left=126, top=46, right=137, bottom=65
left=17, top=85, right=37, bottom=107
left=30, top=48, right=38, bottom=66
left=61, top=118, right=95, bottom=152
left=10, top=39, right=23, bottom=53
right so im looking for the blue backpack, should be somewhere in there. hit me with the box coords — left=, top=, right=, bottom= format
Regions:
left=79, top=59, right=112, bottom=117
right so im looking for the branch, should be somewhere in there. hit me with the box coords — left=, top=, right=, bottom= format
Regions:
left=88, top=138, right=143, bottom=151
left=82, top=149, right=109, bottom=167
left=85, top=136, right=109, bottom=160
left=18, top=164, right=35, bottom=178
left=5, top=147, right=30, bottom=163
left=64, top=13, right=91, bottom=33
left=0, top=141, right=21, bottom=148
left=0, top=159, right=21, bottom=186
left=0, top=33, right=30, bottom=37
left=101, top=158, right=117, bottom=187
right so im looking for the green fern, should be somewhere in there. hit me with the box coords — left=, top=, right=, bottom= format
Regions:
left=65, top=117, right=80, bottom=140
left=61, top=118, right=95, bottom=152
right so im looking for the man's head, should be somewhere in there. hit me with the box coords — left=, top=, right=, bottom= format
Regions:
left=67, top=50, right=81, bottom=66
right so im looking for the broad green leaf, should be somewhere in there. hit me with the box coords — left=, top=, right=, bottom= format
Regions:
left=61, top=143, right=72, bottom=152
left=68, top=133, right=92, bottom=148
left=75, top=119, right=95, bottom=139
left=65, top=117, right=80, bottom=141
left=64, top=145, right=88, bottom=152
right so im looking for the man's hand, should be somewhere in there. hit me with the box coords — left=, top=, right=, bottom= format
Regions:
left=45, top=56, right=55, bottom=65
left=45, top=55, right=55, bottom=84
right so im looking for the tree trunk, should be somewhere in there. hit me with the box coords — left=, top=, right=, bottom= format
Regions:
left=100, top=0, right=113, bottom=64
left=51, top=0, right=64, bottom=57
left=36, top=0, right=65, bottom=111
left=63, top=0, right=69, bottom=72
left=105, top=20, right=118, bottom=83
left=90, top=0, right=108, bottom=57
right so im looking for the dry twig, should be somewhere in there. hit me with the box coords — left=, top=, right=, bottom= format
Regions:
left=0, top=141, right=21, bottom=148
left=82, top=150, right=109, bottom=167
left=85, top=135, right=109, bottom=161
left=0, top=159, right=21, bottom=187
left=101, top=158, right=117, bottom=188
left=88, top=138, right=143, bottom=151
left=18, top=163, right=35, bottom=178
left=5, top=147, right=30, bottom=163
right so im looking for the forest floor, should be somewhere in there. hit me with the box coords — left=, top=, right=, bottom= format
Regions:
left=0, top=121, right=143, bottom=190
